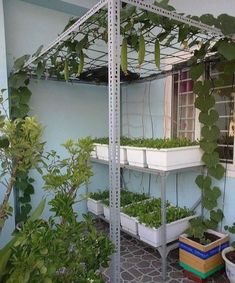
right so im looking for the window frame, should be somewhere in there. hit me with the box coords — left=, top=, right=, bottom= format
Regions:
left=162, top=51, right=235, bottom=177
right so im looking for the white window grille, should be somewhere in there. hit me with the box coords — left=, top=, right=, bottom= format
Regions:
left=209, top=61, right=235, bottom=164
left=172, top=62, right=235, bottom=164
left=172, top=69, right=196, bottom=141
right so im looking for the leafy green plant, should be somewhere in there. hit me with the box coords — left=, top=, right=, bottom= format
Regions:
left=43, top=138, right=94, bottom=200
left=0, top=93, right=44, bottom=230
left=102, top=189, right=149, bottom=207
left=138, top=205, right=193, bottom=229
left=93, top=137, right=198, bottom=148
left=122, top=198, right=163, bottom=217
left=89, top=190, right=109, bottom=201
left=0, top=138, right=114, bottom=283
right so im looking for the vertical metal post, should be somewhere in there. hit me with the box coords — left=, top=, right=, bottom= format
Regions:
left=108, top=1, right=121, bottom=282
left=160, top=172, right=168, bottom=281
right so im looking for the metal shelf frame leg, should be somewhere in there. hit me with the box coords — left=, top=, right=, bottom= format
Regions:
left=160, top=172, right=169, bottom=281
left=108, top=0, right=121, bottom=282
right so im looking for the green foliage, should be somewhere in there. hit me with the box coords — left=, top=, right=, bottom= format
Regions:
left=186, top=217, right=208, bottom=242
left=138, top=205, right=193, bottom=229
left=101, top=189, right=149, bottom=207
left=122, top=198, right=163, bottom=217
left=93, top=137, right=198, bottom=149
left=89, top=190, right=109, bottom=201
left=217, top=40, right=235, bottom=61
left=0, top=139, right=114, bottom=283
left=43, top=138, right=93, bottom=199
left=1, top=209, right=113, bottom=283
left=0, top=95, right=44, bottom=227
left=190, top=63, right=204, bottom=81
left=0, top=199, right=46, bottom=281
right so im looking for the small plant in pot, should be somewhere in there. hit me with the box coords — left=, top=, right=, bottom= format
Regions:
left=222, top=224, right=235, bottom=283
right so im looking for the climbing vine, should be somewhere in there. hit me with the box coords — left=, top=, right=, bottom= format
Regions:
left=7, top=0, right=235, bottom=235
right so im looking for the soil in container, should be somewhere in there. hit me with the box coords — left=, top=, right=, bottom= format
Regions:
left=188, top=232, right=220, bottom=245
left=226, top=250, right=235, bottom=264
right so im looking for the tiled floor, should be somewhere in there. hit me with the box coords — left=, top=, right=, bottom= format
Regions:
left=96, top=220, right=229, bottom=283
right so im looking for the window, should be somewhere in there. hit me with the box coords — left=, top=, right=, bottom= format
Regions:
left=209, top=61, right=235, bottom=164
left=172, top=62, right=235, bottom=164
left=172, top=69, right=195, bottom=141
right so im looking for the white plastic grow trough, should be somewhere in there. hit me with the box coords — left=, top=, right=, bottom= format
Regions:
left=103, top=205, right=110, bottom=221
left=145, top=145, right=203, bottom=171
left=125, top=146, right=147, bottom=168
left=94, top=143, right=127, bottom=164
left=120, top=212, right=139, bottom=236
left=138, top=214, right=198, bottom=248
left=95, top=143, right=109, bottom=161
left=87, top=198, right=104, bottom=215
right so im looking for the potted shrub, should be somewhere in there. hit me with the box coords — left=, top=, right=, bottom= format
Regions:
left=222, top=225, right=235, bottom=283
left=0, top=138, right=114, bottom=282
left=179, top=218, right=229, bottom=281
left=102, top=190, right=149, bottom=221
left=87, top=190, right=109, bottom=215
left=120, top=198, right=162, bottom=235
left=138, top=205, right=197, bottom=247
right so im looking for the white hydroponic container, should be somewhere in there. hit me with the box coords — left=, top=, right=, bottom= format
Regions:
left=94, top=144, right=127, bottom=164
left=138, top=214, right=197, bottom=247
left=103, top=205, right=110, bottom=221
left=87, top=198, right=104, bottom=215
left=95, top=143, right=109, bottom=161
left=145, top=145, right=203, bottom=171
left=120, top=212, right=139, bottom=235
left=125, top=146, right=147, bottom=167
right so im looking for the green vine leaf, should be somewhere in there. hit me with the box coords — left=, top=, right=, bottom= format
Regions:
left=218, top=40, right=235, bottom=61
left=204, top=219, right=218, bottom=230
left=147, top=12, right=160, bottom=24
left=199, top=109, right=219, bottom=126
left=195, top=95, right=215, bottom=112
left=211, top=187, right=222, bottom=199
left=75, top=35, right=89, bottom=55
left=202, top=152, right=220, bottom=168
left=8, top=72, right=28, bottom=89
left=178, top=25, right=190, bottom=43
left=201, top=125, right=220, bottom=141
left=19, top=87, right=32, bottom=104
left=120, top=4, right=136, bottom=21
left=199, top=140, right=217, bottom=153
left=193, top=81, right=211, bottom=96
left=195, top=175, right=211, bottom=190
left=36, top=61, right=46, bottom=79
left=190, top=63, right=204, bottom=80
left=210, top=209, right=224, bottom=223
left=208, top=164, right=225, bottom=180
left=13, top=55, right=30, bottom=71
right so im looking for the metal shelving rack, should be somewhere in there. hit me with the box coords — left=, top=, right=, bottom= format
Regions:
left=91, top=157, right=204, bottom=280
left=24, top=1, right=223, bottom=282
